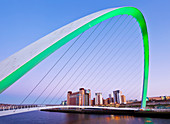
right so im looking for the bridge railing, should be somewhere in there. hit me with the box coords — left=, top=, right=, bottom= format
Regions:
left=0, top=105, right=42, bottom=111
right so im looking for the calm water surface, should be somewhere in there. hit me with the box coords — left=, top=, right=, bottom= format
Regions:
left=0, top=111, right=170, bottom=124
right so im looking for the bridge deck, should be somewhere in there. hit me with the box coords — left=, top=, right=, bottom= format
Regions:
left=0, top=105, right=138, bottom=117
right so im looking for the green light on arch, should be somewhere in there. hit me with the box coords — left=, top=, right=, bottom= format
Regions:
left=0, top=7, right=149, bottom=108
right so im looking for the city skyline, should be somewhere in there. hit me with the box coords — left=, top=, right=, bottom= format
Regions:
left=66, top=87, right=169, bottom=107
left=66, top=87, right=127, bottom=106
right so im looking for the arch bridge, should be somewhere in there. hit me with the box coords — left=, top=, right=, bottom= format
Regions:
left=0, top=6, right=149, bottom=116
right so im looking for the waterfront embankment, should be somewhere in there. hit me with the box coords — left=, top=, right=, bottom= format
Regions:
left=42, top=108, right=170, bottom=118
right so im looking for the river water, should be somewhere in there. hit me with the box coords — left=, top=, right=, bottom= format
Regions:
left=0, top=111, right=170, bottom=124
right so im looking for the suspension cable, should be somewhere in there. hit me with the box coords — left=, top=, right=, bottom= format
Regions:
left=19, top=30, right=84, bottom=105
left=32, top=22, right=102, bottom=104
left=54, top=16, right=136, bottom=104
left=51, top=16, right=131, bottom=104
left=41, top=17, right=116, bottom=104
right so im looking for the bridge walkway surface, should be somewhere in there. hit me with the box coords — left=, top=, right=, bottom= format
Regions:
left=1, top=105, right=170, bottom=118
left=0, top=105, right=138, bottom=117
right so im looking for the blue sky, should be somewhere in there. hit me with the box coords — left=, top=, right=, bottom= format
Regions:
left=0, top=0, right=170, bottom=104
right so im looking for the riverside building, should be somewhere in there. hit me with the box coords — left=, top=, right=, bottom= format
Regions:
left=121, top=95, right=126, bottom=104
left=113, top=90, right=126, bottom=104
left=95, top=93, right=103, bottom=105
left=67, top=88, right=91, bottom=106
left=109, top=93, right=114, bottom=104
left=113, top=90, right=122, bottom=104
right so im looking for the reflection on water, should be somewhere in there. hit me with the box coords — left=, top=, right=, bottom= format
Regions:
left=0, top=111, right=169, bottom=124
left=145, top=118, right=153, bottom=124
left=64, top=114, right=145, bottom=124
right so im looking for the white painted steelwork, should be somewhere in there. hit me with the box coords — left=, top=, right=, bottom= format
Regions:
left=0, top=8, right=117, bottom=81
left=0, top=105, right=139, bottom=117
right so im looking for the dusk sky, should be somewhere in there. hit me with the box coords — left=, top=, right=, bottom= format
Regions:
left=0, top=0, right=170, bottom=104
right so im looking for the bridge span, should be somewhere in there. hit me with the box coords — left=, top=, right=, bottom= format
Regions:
left=0, top=105, right=139, bottom=117
left=0, top=6, right=150, bottom=118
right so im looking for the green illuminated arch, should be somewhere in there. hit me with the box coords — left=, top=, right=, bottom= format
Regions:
left=0, top=7, right=149, bottom=108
